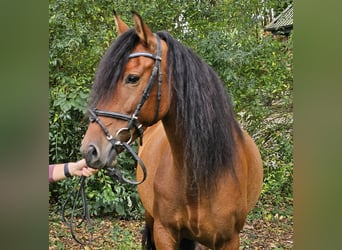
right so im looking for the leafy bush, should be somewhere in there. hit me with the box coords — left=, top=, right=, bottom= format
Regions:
left=49, top=147, right=144, bottom=219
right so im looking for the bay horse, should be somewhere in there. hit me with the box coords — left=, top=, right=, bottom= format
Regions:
left=81, top=11, right=263, bottom=250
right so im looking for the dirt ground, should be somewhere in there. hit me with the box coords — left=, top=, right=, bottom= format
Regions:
left=49, top=210, right=293, bottom=249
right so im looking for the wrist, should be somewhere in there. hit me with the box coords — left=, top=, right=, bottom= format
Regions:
left=64, top=163, right=72, bottom=177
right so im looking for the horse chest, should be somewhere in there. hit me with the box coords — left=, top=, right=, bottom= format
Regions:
left=155, top=185, right=237, bottom=234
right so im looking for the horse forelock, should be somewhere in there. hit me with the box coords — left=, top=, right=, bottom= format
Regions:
left=157, top=31, right=242, bottom=186
left=88, top=29, right=139, bottom=109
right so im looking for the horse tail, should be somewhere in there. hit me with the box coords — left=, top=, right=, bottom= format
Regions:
left=179, top=238, right=196, bottom=250
left=142, top=224, right=156, bottom=250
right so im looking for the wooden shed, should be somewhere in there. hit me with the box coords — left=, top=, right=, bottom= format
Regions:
left=264, top=4, right=293, bottom=36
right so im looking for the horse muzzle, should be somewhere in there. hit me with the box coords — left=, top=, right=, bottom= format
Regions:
left=82, top=140, right=119, bottom=169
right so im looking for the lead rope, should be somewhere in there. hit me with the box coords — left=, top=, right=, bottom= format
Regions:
left=61, top=142, right=147, bottom=245
left=61, top=176, right=93, bottom=245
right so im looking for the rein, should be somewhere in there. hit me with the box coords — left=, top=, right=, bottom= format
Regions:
left=61, top=146, right=147, bottom=246
left=61, top=176, right=93, bottom=245
left=62, top=34, right=162, bottom=245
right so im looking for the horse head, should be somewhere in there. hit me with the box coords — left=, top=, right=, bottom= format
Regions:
left=81, top=11, right=170, bottom=169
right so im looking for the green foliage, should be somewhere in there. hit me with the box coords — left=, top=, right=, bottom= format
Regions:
left=49, top=0, right=293, bottom=219
left=85, top=148, right=145, bottom=219
left=49, top=148, right=144, bottom=219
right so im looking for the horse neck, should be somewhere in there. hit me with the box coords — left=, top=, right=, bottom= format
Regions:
left=161, top=106, right=203, bottom=193
left=161, top=106, right=187, bottom=170
left=161, top=109, right=210, bottom=195
left=160, top=98, right=241, bottom=193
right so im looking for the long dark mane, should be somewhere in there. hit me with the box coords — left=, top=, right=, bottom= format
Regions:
left=157, top=31, right=242, bottom=186
left=89, top=29, right=242, bottom=186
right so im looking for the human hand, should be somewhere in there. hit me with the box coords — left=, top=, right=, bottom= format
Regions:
left=69, top=159, right=98, bottom=177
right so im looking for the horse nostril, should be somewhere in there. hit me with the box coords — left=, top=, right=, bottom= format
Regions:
left=85, top=144, right=100, bottom=166
left=89, top=145, right=97, bottom=157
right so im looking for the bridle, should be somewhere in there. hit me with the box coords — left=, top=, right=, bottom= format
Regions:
left=87, top=33, right=163, bottom=185
left=61, top=34, right=163, bottom=246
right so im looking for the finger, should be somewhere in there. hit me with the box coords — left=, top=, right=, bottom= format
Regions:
left=82, top=167, right=97, bottom=177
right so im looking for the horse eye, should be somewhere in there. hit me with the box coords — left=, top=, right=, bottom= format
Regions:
left=125, top=74, right=140, bottom=84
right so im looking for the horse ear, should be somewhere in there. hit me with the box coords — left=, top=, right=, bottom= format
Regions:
left=132, top=10, right=155, bottom=48
left=113, top=10, right=129, bottom=35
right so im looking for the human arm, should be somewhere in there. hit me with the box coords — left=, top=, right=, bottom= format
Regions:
left=49, top=159, right=98, bottom=183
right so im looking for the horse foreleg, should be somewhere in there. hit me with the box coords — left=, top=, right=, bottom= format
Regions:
left=153, top=220, right=180, bottom=250
left=142, top=212, right=156, bottom=250
left=194, top=242, right=210, bottom=250
left=142, top=224, right=156, bottom=250
left=218, top=232, right=240, bottom=250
